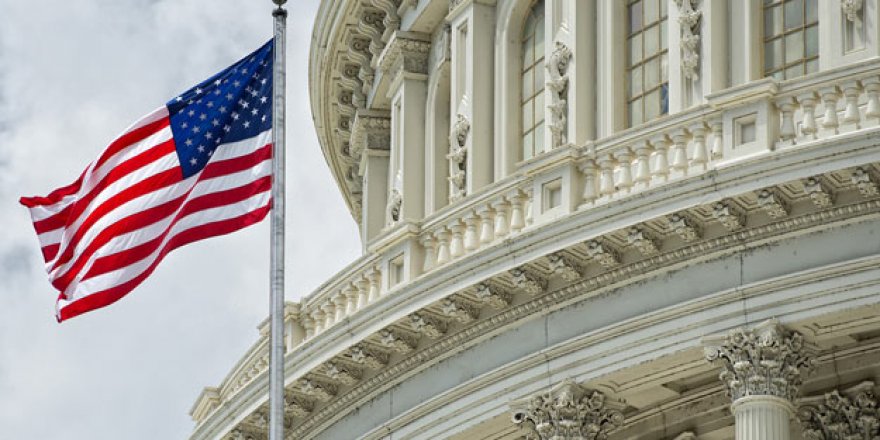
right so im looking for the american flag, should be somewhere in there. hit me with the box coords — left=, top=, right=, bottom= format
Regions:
left=20, top=40, right=275, bottom=322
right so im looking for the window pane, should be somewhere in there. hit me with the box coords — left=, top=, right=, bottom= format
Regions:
left=523, top=133, right=533, bottom=160
left=535, top=18, right=545, bottom=59
left=629, top=1, right=643, bottom=34
left=764, top=5, right=782, bottom=38
left=771, top=70, right=784, bottom=81
left=645, top=24, right=660, bottom=56
left=805, top=58, right=819, bottom=74
left=785, top=63, right=803, bottom=79
left=522, top=68, right=533, bottom=99
left=629, top=65, right=642, bottom=98
left=524, top=13, right=536, bottom=35
left=785, top=31, right=804, bottom=64
left=535, top=91, right=545, bottom=123
left=534, top=123, right=545, bottom=154
left=645, top=57, right=660, bottom=89
left=645, top=89, right=660, bottom=121
left=805, top=0, right=818, bottom=23
left=660, top=0, right=667, bottom=17
left=784, top=0, right=803, bottom=31
left=535, top=61, right=545, bottom=92
left=522, top=101, right=533, bottom=131
left=629, top=35, right=642, bottom=66
left=660, top=53, right=668, bottom=82
left=629, top=99, right=643, bottom=126
left=660, top=19, right=667, bottom=50
left=645, top=0, right=659, bottom=24
left=805, top=24, right=818, bottom=57
left=523, top=37, right=534, bottom=67
left=765, top=38, right=783, bottom=72
left=660, top=83, right=669, bottom=115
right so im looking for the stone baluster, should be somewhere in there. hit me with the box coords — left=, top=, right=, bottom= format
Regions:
left=477, top=205, right=495, bottom=244
left=463, top=212, right=480, bottom=252
left=633, top=142, right=653, bottom=190
left=579, top=159, right=599, bottom=205
left=598, top=154, right=616, bottom=199
left=356, top=277, right=370, bottom=308
left=435, top=227, right=451, bottom=265
left=509, top=192, right=526, bottom=233
left=690, top=123, right=709, bottom=171
left=863, top=77, right=880, bottom=120
left=492, top=199, right=511, bottom=238
left=704, top=320, right=815, bottom=440
left=841, top=80, right=862, bottom=127
left=344, top=284, right=359, bottom=316
left=367, top=268, right=382, bottom=301
left=420, top=235, right=436, bottom=273
left=799, top=92, right=819, bottom=138
left=449, top=220, right=465, bottom=258
left=322, top=302, right=335, bottom=330
left=710, top=120, right=723, bottom=159
left=670, top=129, right=690, bottom=177
left=333, top=292, right=347, bottom=322
left=777, top=97, right=798, bottom=142
left=650, top=135, right=670, bottom=183
left=820, top=86, right=841, bottom=133
left=302, top=314, right=316, bottom=340
left=312, top=309, right=325, bottom=334
left=614, top=148, right=634, bottom=194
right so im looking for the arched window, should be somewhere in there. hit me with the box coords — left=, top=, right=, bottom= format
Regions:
left=521, top=0, right=545, bottom=161
left=762, top=0, right=818, bottom=80
left=627, top=0, right=668, bottom=127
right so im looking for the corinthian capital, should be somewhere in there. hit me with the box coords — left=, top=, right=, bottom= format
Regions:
left=703, top=319, right=815, bottom=404
left=799, top=381, right=880, bottom=440
left=510, top=379, right=624, bottom=440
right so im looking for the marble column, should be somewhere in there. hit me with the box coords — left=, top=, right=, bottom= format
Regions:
left=703, top=319, right=815, bottom=440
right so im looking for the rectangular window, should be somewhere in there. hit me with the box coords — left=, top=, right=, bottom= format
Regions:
left=626, top=0, right=668, bottom=128
left=763, top=0, right=819, bottom=80
left=389, top=255, right=405, bottom=287
left=521, top=1, right=546, bottom=161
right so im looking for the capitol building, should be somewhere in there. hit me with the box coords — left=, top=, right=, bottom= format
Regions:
left=188, top=0, right=880, bottom=439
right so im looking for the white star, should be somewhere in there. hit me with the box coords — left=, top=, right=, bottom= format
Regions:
left=219, top=106, right=227, bottom=113
left=192, top=126, right=200, bottom=133
left=251, top=108, right=259, bottom=116
left=226, top=93, right=234, bottom=100
left=243, top=121, right=250, bottom=128
left=233, top=80, right=241, bottom=87
left=214, top=89, right=221, bottom=95
left=232, top=112, right=240, bottom=120
left=241, top=101, right=249, bottom=109
left=224, top=125, right=231, bottom=132
left=215, top=138, right=221, bottom=144
left=197, top=145, right=205, bottom=153
left=261, top=78, right=267, bottom=85
left=181, top=122, right=188, bottom=129
left=199, top=113, right=207, bottom=121
left=188, top=110, right=195, bottom=117
left=205, top=132, right=213, bottom=139
left=175, top=96, right=183, bottom=102
left=190, top=158, right=198, bottom=165
left=214, top=79, right=222, bottom=86
left=262, top=115, right=267, bottom=122
left=212, top=119, right=220, bottom=126
left=241, top=68, right=248, bottom=75
left=195, top=87, right=202, bottom=95
left=185, top=139, right=193, bottom=146
left=260, top=96, right=268, bottom=104
left=207, top=101, right=214, bottom=108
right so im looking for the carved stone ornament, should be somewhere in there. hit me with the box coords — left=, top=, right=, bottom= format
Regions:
left=448, top=113, right=470, bottom=202
left=674, top=0, right=702, bottom=80
left=703, top=320, right=815, bottom=403
left=546, top=41, right=572, bottom=149
left=378, top=33, right=431, bottom=78
left=510, top=379, right=625, bottom=440
left=386, top=170, right=403, bottom=226
left=841, top=0, right=864, bottom=22
left=799, top=382, right=880, bottom=440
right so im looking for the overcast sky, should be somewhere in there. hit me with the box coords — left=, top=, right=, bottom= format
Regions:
left=0, top=1, right=361, bottom=438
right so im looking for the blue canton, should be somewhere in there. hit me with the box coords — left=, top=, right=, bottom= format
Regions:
left=167, top=39, right=274, bottom=178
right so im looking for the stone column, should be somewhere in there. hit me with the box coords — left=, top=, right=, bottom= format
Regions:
left=703, top=320, right=815, bottom=440
left=379, top=32, right=430, bottom=224
left=509, top=379, right=624, bottom=439
left=352, top=110, right=391, bottom=244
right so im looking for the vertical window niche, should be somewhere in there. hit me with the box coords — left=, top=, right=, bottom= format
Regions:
left=542, top=178, right=563, bottom=212
left=843, top=3, right=866, bottom=54
left=626, top=0, right=669, bottom=128
left=762, top=0, right=819, bottom=80
left=389, top=254, right=405, bottom=288
left=521, top=0, right=546, bottom=161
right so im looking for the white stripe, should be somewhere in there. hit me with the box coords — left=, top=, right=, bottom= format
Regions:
left=37, top=228, right=63, bottom=248
left=48, top=129, right=271, bottom=274
left=28, top=193, right=78, bottom=222
left=60, top=190, right=271, bottom=303
left=52, top=153, right=272, bottom=288
left=83, top=125, right=174, bottom=191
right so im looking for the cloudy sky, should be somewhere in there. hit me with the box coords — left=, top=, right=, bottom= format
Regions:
left=0, top=1, right=361, bottom=438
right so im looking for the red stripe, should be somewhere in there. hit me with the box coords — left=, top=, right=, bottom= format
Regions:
left=81, top=176, right=271, bottom=280
left=57, top=203, right=271, bottom=322
left=94, top=117, right=171, bottom=170
left=49, top=138, right=177, bottom=272
left=33, top=204, right=73, bottom=235
left=41, top=244, right=60, bottom=263
left=51, top=142, right=270, bottom=275
left=19, top=169, right=86, bottom=208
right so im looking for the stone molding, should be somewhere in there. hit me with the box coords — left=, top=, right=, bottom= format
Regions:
left=377, top=31, right=431, bottom=80
left=799, top=381, right=880, bottom=440
left=703, top=320, right=815, bottom=404
left=510, top=379, right=625, bottom=440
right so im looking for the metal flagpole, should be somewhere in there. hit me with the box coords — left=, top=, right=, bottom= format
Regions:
left=269, top=1, right=287, bottom=439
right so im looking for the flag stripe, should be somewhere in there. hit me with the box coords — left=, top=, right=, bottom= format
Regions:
left=94, top=115, right=171, bottom=170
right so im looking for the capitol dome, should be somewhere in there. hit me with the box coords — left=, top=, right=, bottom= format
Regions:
left=189, top=0, right=880, bottom=439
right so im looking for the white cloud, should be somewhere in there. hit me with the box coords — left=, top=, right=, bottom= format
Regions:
left=0, top=0, right=361, bottom=438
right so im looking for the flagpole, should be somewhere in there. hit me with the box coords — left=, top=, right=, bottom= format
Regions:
left=269, top=1, right=287, bottom=439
